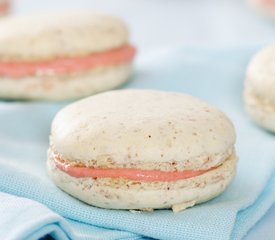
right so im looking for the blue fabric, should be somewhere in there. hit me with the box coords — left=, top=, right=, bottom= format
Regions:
left=0, top=47, right=274, bottom=240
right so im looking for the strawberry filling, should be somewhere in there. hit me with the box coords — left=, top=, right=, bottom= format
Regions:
left=0, top=45, right=135, bottom=78
left=54, top=157, right=216, bottom=182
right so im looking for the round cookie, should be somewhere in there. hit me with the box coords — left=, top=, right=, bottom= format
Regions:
left=0, top=11, right=135, bottom=100
left=244, top=44, right=275, bottom=132
left=47, top=89, right=237, bottom=212
left=248, top=0, right=275, bottom=20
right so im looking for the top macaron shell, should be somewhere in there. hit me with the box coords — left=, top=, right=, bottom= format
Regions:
left=51, top=90, right=236, bottom=170
left=0, top=11, right=128, bottom=61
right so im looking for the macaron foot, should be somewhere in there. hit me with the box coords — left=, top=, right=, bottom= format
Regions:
left=172, top=200, right=196, bottom=213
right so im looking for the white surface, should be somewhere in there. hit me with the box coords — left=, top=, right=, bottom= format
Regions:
left=7, top=0, right=275, bottom=239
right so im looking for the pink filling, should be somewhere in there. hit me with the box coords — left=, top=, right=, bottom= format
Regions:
left=54, top=157, right=216, bottom=182
left=0, top=45, right=136, bottom=78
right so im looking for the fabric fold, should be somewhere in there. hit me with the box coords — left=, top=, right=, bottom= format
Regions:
left=0, top=192, right=73, bottom=240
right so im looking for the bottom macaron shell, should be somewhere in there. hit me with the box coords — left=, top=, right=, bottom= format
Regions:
left=0, top=63, right=132, bottom=100
left=245, top=89, right=275, bottom=132
left=47, top=153, right=236, bottom=212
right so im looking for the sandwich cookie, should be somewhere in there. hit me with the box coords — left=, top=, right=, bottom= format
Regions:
left=0, top=11, right=135, bottom=100
left=47, top=90, right=237, bottom=212
left=248, top=0, right=275, bottom=19
left=244, top=44, right=275, bottom=132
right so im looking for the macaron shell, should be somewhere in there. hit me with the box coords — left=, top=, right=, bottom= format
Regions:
left=245, top=44, right=275, bottom=105
left=47, top=151, right=236, bottom=211
left=245, top=87, right=275, bottom=132
left=0, top=11, right=128, bottom=61
left=0, top=63, right=132, bottom=100
left=51, top=90, right=236, bottom=169
left=244, top=44, right=275, bottom=131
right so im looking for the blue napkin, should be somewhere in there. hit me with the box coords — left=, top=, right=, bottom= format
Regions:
left=0, top=47, right=274, bottom=240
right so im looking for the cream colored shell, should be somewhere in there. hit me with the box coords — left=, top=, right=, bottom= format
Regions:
left=47, top=151, right=236, bottom=211
left=0, top=11, right=128, bottom=61
left=0, top=63, right=132, bottom=100
left=244, top=44, right=275, bottom=131
left=51, top=90, right=236, bottom=169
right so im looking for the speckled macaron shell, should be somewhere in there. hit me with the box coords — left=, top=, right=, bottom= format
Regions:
left=51, top=89, right=236, bottom=170
left=244, top=44, right=275, bottom=132
left=0, top=11, right=128, bottom=61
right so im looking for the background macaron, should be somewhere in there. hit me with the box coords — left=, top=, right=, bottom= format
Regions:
left=248, top=0, right=275, bottom=20
left=0, top=0, right=9, bottom=16
left=0, top=11, right=135, bottom=100
left=244, top=44, right=275, bottom=132
left=47, top=89, right=237, bottom=212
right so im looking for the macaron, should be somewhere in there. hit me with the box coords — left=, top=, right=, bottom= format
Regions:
left=244, top=44, right=275, bottom=132
left=47, top=89, right=237, bottom=212
left=0, top=11, right=135, bottom=100
left=0, top=0, right=9, bottom=16
left=248, top=0, right=275, bottom=19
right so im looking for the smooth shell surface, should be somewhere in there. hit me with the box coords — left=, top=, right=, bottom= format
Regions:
left=51, top=89, right=236, bottom=169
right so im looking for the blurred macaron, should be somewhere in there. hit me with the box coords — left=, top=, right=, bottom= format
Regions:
left=248, top=0, right=275, bottom=20
left=244, top=44, right=275, bottom=132
left=0, top=0, right=10, bottom=16
left=0, top=11, right=136, bottom=100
